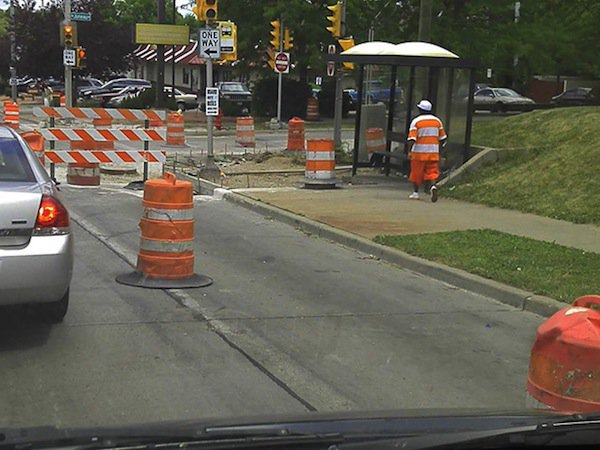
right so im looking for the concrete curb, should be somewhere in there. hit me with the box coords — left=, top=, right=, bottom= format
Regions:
left=178, top=172, right=566, bottom=318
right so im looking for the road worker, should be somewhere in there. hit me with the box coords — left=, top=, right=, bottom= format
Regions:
left=406, top=99, right=447, bottom=202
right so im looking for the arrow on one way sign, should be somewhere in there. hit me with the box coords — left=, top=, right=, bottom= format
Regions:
left=199, top=28, right=221, bottom=60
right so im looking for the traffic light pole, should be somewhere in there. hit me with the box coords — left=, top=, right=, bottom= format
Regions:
left=333, top=0, right=346, bottom=150
left=276, top=18, right=283, bottom=126
left=64, top=0, right=73, bottom=107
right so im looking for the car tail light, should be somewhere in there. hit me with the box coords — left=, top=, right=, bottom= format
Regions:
left=34, top=194, right=70, bottom=235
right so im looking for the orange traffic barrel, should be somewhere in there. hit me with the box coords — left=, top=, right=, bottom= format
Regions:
left=235, top=116, right=255, bottom=148
left=20, top=131, right=45, bottom=165
left=287, top=117, right=305, bottom=151
left=166, top=112, right=186, bottom=146
left=305, top=139, right=336, bottom=189
left=215, top=107, right=223, bottom=130
left=527, top=295, right=600, bottom=413
left=66, top=162, right=101, bottom=186
left=306, top=97, right=320, bottom=121
left=60, top=95, right=66, bottom=107
left=3, top=100, right=19, bottom=129
left=366, top=128, right=386, bottom=154
left=116, top=172, right=212, bottom=289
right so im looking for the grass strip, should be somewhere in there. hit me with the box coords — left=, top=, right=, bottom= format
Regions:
left=374, top=229, right=600, bottom=303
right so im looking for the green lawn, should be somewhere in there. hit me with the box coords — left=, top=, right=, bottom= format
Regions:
left=444, top=107, right=600, bottom=224
left=374, top=229, right=600, bottom=303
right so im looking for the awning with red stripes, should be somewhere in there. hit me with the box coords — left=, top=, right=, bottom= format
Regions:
left=132, top=42, right=203, bottom=65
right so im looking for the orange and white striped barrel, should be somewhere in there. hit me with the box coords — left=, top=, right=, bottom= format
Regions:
left=166, top=112, right=185, bottom=146
left=305, top=139, right=336, bottom=189
left=20, top=131, right=45, bottom=166
left=3, top=101, right=19, bottom=129
left=60, top=95, right=66, bottom=107
left=366, top=128, right=386, bottom=154
left=235, top=116, right=255, bottom=148
left=306, top=97, right=320, bottom=121
left=137, top=172, right=195, bottom=279
left=287, top=117, right=305, bottom=151
left=67, top=162, right=101, bottom=186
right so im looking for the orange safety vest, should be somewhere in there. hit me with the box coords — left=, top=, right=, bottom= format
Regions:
left=407, top=114, right=447, bottom=161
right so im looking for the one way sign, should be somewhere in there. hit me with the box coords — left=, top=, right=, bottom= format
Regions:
left=199, top=28, right=221, bottom=60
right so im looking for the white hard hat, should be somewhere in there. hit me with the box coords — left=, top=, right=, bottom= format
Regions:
left=417, top=99, right=432, bottom=112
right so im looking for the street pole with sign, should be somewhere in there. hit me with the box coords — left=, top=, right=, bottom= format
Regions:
left=9, top=0, right=17, bottom=102
left=64, top=0, right=73, bottom=107
left=199, top=27, right=221, bottom=160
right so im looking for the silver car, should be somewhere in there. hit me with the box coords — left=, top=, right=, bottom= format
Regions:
left=473, top=87, right=536, bottom=113
left=0, top=126, right=73, bottom=322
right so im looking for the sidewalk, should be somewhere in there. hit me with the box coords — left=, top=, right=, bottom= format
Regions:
left=233, top=174, right=600, bottom=254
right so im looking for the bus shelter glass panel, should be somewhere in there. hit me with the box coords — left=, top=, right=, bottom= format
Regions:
left=445, top=67, right=470, bottom=170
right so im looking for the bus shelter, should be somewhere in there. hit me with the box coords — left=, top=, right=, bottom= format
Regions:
left=329, top=41, right=477, bottom=176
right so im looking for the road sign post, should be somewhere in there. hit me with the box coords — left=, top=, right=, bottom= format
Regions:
left=199, top=27, right=221, bottom=160
left=63, top=49, right=76, bottom=66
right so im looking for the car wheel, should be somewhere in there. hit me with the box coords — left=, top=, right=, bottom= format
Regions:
left=492, top=102, right=506, bottom=113
left=177, top=102, right=186, bottom=111
left=38, top=288, right=69, bottom=323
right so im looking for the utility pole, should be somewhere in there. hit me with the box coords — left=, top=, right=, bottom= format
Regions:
left=513, top=1, right=520, bottom=89
left=333, top=0, right=346, bottom=150
left=156, top=0, right=166, bottom=108
left=172, top=0, right=176, bottom=100
left=9, top=0, right=17, bottom=102
left=64, top=0, right=73, bottom=107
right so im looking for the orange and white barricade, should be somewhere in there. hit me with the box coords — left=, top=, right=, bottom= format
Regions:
left=235, top=116, right=255, bottom=148
left=116, top=172, right=213, bottom=289
left=166, top=112, right=186, bottom=146
left=305, top=139, right=336, bottom=189
left=366, top=128, right=386, bottom=154
left=3, top=101, right=19, bottom=129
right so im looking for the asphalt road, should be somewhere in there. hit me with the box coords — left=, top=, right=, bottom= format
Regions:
left=0, top=185, right=544, bottom=429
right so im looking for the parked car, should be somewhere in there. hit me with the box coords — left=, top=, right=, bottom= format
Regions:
left=551, top=87, right=599, bottom=106
left=0, top=126, right=73, bottom=322
left=75, top=77, right=103, bottom=96
left=164, top=86, right=199, bottom=111
left=215, top=82, right=252, bottom=116
left=473, top=87, right=536, bottom=112
left=80, top=78, right=151, bottom=98
left=101, top=85, right=149, bottom=107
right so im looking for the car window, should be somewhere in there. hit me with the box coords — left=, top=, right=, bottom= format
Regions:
left=0, top=138, right=35, bottom=182
left=476, top=89, right=493, bottom=97
left=221, top=83, right=247, bottom=92
left=495, top=89, right=519, bottom=97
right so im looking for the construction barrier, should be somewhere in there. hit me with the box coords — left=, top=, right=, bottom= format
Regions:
left=306, top=97, right=320, bottom=121
left=305, top=139, right=336, bottom=189
left=20, top=131, right=45, bottom=165
left=67, top=118, right=114, bottom=186
left=235, top=116, right=255, bottom=148
left=66, top=162, right=101, bottom=186
left=33, top=106, right=166, bottom=122
left=3, top=101, right=19, bottom=129
left=527, top=295, right=600, bottom=413
left=366, top=128, right=386, bottom=154
left=115, top=172, right=213, bottom=289
left=166, top=112, right=186, bottom=146
left=287, top=117, right=305, bottom=151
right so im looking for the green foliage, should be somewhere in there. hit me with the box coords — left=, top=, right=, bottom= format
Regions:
left=445, top=108, right=600, bottom=224
left=374, top=229, right=600, bottom=303
left=251, top=77, right=312, bottom=119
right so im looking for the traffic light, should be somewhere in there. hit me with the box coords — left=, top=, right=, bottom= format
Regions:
left=270, top=20, right=281, bottom=49
left=196, top=0, right=217, bottom=21
left=284, top=29, right=293, bottom=51
left=63, top=24, right=74, bottom=47
left=326, top=2, right=342, bottom=38
left=75, top=47, right=87, bottom=69
left=338, top=37, right=355, bottom=69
